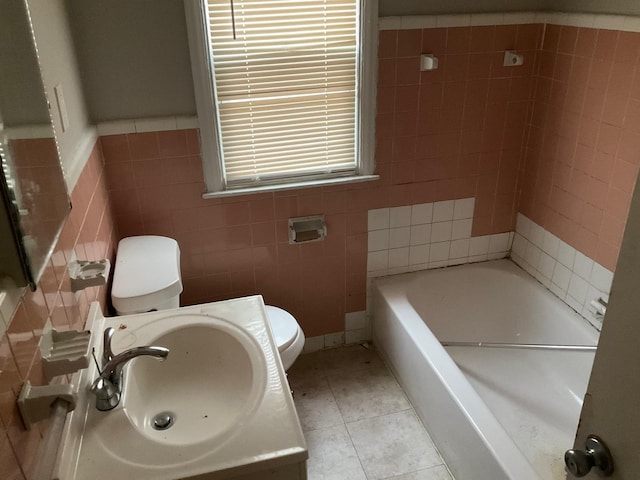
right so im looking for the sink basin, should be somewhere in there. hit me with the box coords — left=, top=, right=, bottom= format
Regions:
left=123, top=316, right=265, bottom=446
left=79, top=313, right=268, bottom=468
left=56, top=297, right=306, bottom=480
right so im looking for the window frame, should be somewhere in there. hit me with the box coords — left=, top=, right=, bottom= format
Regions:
left=184, top=0, right=378, bottom=197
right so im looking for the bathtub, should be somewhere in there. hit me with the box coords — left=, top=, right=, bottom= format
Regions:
left=371, top=259, right=599, bottom=480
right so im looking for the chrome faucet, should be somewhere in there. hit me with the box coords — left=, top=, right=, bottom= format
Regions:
left=91, top=327, right=169, bottom=411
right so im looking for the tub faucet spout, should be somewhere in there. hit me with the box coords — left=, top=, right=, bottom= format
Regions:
left=91, top=327, right=169, bottom=411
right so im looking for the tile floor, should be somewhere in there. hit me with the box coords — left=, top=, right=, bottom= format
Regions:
left=287, top=344, right=454, bottom=480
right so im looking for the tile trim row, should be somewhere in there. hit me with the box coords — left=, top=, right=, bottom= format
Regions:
left=511, top=213, right=613, bottom=331
left=366, top=198, right=513, bottom=277
left=379, top=11, right=640, bottom=32
left=96, top=116, right=199, bottom=136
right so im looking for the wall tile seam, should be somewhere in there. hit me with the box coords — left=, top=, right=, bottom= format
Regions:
left=379, top=11, right=640, bottom=33
left=512, top=212, right=612, bottom=330
left=78, top=185, right=109, bottom=248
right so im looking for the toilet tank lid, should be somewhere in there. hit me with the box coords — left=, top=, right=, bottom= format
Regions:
left=112, top=236, right=182, bottom=304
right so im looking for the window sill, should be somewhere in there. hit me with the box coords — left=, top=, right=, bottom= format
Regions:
left=202, top=175, right=380, bottom=199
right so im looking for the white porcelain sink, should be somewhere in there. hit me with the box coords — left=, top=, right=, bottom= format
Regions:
left=123, top=316, right=266, bottom=447
left=55, top=297, right=307, bottom=480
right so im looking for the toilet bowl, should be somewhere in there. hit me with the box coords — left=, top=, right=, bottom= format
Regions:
left=265, top=306, right=305, bottom=370
left=111, top=236, right=305, bottom=370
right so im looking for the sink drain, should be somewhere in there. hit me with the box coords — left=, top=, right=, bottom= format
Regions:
left=152, top=412, right=175, bottom=430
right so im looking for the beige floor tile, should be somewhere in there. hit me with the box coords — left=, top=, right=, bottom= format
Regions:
left=292, top=346, right=453, bottom=479
left=347, top=410, right=442, bottom=480
left=289, top=375, right=343, bottom=432
left=328, top=365, right=410, bottom=422
left=289, top=351, right=327, bottom=379
left=385, top=465, right=453, bottom=480
left=321, top=344, right=385, bottom=375
left=305, top=425, right=367, bottom=480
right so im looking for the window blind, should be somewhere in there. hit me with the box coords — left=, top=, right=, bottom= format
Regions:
left=206, top=0, right=358, bottom=186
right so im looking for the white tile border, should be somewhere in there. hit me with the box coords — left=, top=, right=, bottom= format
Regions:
left=511, top=213, right=613, bottom=330
left=366, top=198, right=513, bottom=277
left=96, top=116, right=199, bottom=136
left=379, top=11, right=640, bottom=32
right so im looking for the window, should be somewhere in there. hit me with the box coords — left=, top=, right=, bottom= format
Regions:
left=185, top=0, right=377, bottom=196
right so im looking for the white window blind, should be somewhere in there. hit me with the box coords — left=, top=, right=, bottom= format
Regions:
left=206, top=0, right=359, bottom=187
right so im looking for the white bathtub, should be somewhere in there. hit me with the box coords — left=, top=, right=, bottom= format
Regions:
left=371, top=259, right=599, bottom=480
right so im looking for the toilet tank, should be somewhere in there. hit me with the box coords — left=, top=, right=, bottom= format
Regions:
left=111, top=236, right=183, bottom=315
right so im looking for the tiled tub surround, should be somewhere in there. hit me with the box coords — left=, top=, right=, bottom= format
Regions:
left=519, top=21, right=640, bottom=272
left=511, top=213, right=613, bottom=330
left=0, top=143, right=117, bottom=479
left=377, top=22, right=540, bottom=237
left=367, top=198, right=513, bottom=277
left=381, top=15, right=640, bottom=274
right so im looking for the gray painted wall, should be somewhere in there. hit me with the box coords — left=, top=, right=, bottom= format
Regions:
left=29, top=0, right=94, bottom=189
left=553, top=0, right=640, bottom=16
left=0, top=0, right=50, bottom=126
left=65, top=0, right=196, bottom=122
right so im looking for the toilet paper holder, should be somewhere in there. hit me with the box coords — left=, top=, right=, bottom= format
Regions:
left=288, top=215, right=327, bottom=244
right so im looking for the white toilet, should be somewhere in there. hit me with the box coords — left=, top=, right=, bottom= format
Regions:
left=111, top=235, right=305, bottom=370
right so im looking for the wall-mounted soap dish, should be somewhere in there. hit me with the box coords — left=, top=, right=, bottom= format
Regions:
left=69, top=259, right=110, bottom=292
left=38, top=321, right=91, bottom=381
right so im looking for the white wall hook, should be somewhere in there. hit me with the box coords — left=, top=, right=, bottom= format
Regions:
left=420, top=54, right=439, bottom=71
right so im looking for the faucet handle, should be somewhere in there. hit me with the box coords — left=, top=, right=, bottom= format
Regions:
left=102, top=327, right=115, bottom=365
left=91, top=377, right=120, bottom=411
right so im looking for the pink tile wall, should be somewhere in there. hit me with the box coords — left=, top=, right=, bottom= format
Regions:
left=101, top=26, right=542, bottom=338
left=520, top=25, right=640, bottom=271
left=378, top=24, right=543, bottom=235
left=0, top=143, right=117, bottom=479
left=100, top=130, right=373, bottom=337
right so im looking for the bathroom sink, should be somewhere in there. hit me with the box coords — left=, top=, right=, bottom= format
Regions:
left=79, top=313, right=268, bottom=467
left=123, top=318, right=265, bottom=446
left=57, top=297, right=307, bottom=480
